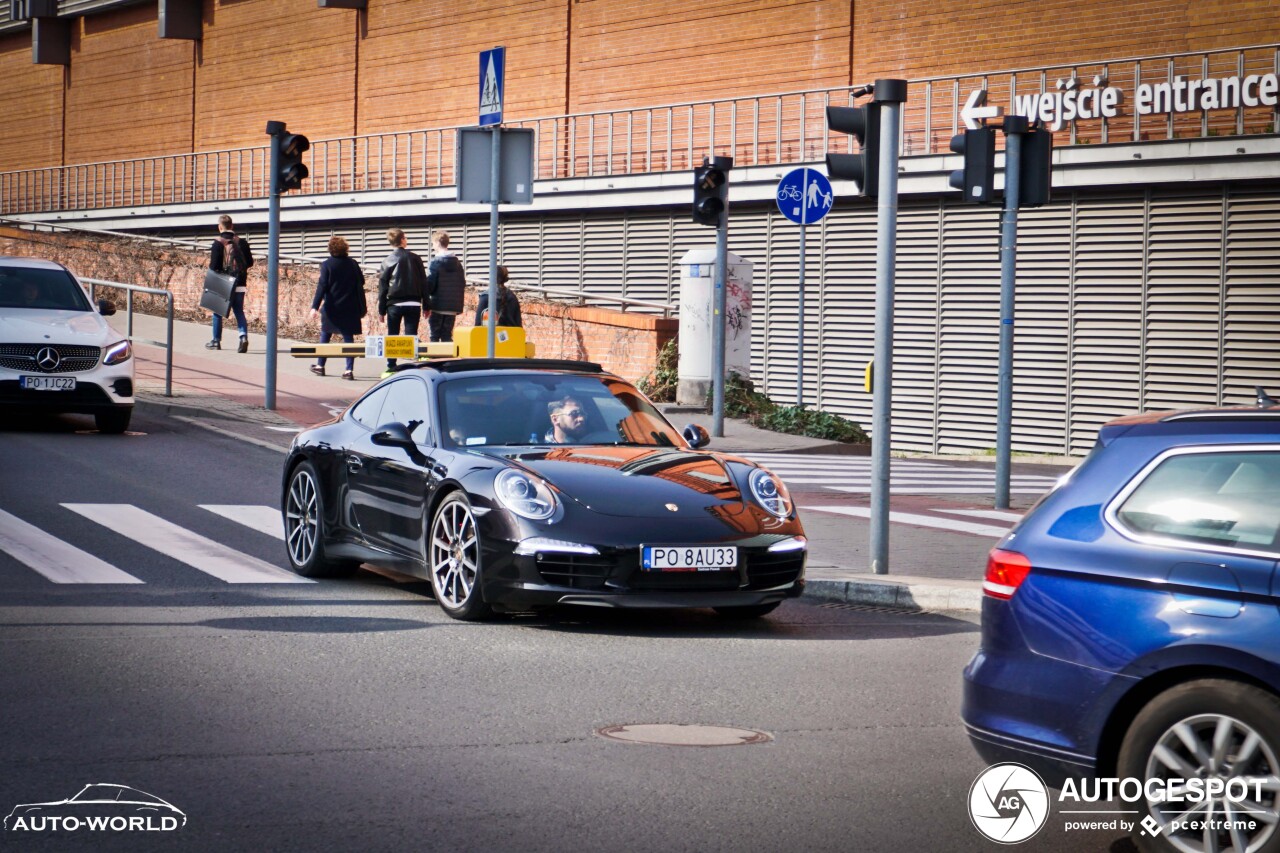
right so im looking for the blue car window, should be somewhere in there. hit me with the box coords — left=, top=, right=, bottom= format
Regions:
left=1115, top=450, right=1280, bottom=551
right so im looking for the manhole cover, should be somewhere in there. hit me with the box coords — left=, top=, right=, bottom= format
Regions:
left=595, top=724, right=772, bottom=747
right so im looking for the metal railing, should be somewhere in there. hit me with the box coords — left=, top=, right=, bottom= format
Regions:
left=83, top=278, right=174, bottom=397
left=3, top=43, right=1276, bottom=217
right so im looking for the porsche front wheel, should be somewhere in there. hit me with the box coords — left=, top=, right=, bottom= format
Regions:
left=428, top=493, right=493, bottom=621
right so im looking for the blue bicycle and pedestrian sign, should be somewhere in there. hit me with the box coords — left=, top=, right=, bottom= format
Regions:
left=776, top=168, right=833, bottom=225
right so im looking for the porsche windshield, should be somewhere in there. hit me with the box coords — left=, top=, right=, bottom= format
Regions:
left=0, top=267, right=91, bottom=311
left=440, top=374, right=683, bottom=448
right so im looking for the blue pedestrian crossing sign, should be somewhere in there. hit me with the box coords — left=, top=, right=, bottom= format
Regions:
left=776, top=167, right=833, bottom=225
left=479, top=47, right=505, bottom=127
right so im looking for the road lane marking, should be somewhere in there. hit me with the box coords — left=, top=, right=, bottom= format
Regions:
left=934, top=508, right=1025, bottom=522
left=200, top=505, right=284, bottom=540
left=62, top=504, right=310, bottom=584
left=0, top=508, right=143, bottom=584
left=801, top=504, right=1012, bottom=538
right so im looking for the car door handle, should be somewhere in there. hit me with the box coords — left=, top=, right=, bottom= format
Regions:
left=347, top=455, right=363, bottom=474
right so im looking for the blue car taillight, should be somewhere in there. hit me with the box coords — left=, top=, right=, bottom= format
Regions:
left=983, top=549, right=1032, bottom=600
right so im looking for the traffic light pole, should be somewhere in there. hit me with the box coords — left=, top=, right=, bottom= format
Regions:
left=265, top=130, right=281, bottom=411
left=797, top=168, right=808, bottom=407
left=870, top=79, right=907, bottom=575
left=995, top=116, right=1026, bottom=510
left=711, top=186, right=730, bottom=438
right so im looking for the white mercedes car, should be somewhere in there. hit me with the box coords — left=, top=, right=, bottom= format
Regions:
left=0, top=256, right=134, bottom=433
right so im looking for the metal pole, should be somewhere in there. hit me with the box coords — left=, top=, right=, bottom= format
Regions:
left=266, top=132, right=280, bottom=410
left=711, top=156, right=732, bottom=437
left=487, top=126, right=502, bottom=358
left=995, top=117, right=1025, bottom=510
left=797, top=169, right=807, bottom=407
left=870, top=79, right=908, bottom=576
left=165, top=293, right=174, bottom=398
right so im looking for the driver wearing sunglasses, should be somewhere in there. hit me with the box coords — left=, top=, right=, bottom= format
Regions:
left=546, top=396, right=590, bottom=443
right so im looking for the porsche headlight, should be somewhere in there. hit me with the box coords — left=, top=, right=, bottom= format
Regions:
left=103, top=340, right=132, bottom=365
left=494, top=469, right=558, bottom=521
left=749, top=468, right=793, bottom=519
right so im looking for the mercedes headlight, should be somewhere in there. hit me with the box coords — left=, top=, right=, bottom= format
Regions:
left=103, top=340, right=132, bottom=365
left=494, top=469, right=558, bottom=521
left=748, top=468, right=793, bottom=519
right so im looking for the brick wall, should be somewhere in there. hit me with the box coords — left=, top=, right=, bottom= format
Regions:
left=0, top=226, right=675, bottom=382
left=65, top=6, right=195, bottom=164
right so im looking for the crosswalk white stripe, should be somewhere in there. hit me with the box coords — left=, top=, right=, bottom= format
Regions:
left=200, top=505, right=284, bottom=541
left=754, top=458, right=1059, bottom=478
left=0, top=507, right=144, bottom=584
left=779, top=474, right=1057, bottom=484
left=936, top=508, right=1026, bottom=522
left=801, top=504, right=1012, bottom=538
left=62, top=504, right=311, bottom=584
left=828, top=486, right=1049, bottom=495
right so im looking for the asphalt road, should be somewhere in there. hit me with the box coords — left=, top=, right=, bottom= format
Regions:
left=0, top=406, right=1128, bottom=851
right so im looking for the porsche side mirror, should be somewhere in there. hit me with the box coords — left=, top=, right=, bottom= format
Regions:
left=371, top=421, right=416, bottom=451
left=97, top=299, right=116, bottom=316
left=682, top=423, right=710, bottom=449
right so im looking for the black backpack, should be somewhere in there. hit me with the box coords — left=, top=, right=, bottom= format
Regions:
left=219, top=236, right=247, bottom=279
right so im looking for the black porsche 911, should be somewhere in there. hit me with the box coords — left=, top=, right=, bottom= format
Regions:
left=281, top=358, right=806, bottom=621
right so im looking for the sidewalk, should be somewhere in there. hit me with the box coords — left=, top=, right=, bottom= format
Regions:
left=117, top=313, right=985, bottom=612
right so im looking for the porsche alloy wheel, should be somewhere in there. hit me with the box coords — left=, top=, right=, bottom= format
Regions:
left=428, top=493, right=492, bottom=620
left=284, top=462, right=355, bottom=578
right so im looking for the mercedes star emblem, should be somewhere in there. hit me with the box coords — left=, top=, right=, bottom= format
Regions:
left=35, top=347, right=61, bottom=372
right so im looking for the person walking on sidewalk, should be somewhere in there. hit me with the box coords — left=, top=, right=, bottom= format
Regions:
left=426, top=230, right=466, bottom=343
left=474, top=265, right=523, bottom=328
left=310, top=236, right=367, bottom=380
left=376, top=228, right=427, bottom=375
left=206, top=214, right=254, bottom=352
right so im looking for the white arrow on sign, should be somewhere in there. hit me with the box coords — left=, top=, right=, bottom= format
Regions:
left=961, top=89, right=1004, bottom=130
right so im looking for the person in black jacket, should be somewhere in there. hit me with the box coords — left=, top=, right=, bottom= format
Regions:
left=310, top=236, right=367, bottom=380
left=426, top=230, right=466, bottom=342
left=474, top=265, right=523, bottom=328
left=376, top=228, right=428, bottom=374
left=206, top=214, right=254, bottom=352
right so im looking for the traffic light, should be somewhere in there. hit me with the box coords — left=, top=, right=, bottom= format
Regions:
left=277, top=132, right=310, bottom=193
left=1018, top=127, right=1053, bottom=208
left=692, top=159, right=728, bottom=226
left=948, top=127, right=996, bottom=204
left=825, top=104, right=880, bottom=198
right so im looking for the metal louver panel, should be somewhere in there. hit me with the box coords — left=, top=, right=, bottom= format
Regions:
left=1143, top=193, right=1224, bottom=412
left=1222, top=189, right=1280, bottom=405
left=620, top=214, right=677, bottom=308
left=1068, top=194, right=1147, bottom=454
left=758, top=208, right=800, bottom=401
left=888, top=201, right=942, bottom=452
left=581, top=217, right=625, bottom=308
left=814, top=203, right=876, bottom=431
left=539, top=216, right=584, bottom=294
left=937, top=202, right=1002, bottom=452
left=1011, top=201, right=1073, bottom=455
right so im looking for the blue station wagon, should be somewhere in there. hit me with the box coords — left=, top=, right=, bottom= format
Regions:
left=963, top=400, right=1280, bottom=853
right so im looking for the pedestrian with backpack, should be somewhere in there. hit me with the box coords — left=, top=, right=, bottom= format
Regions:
left=474, top=265, right=522, bottom=328
left=426, top=230, right=466, bottom=342
left=376, top=228, right=428, bottom=375
left=206, top=214, right=255, bottom=352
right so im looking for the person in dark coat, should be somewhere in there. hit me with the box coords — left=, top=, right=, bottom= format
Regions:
left=310, top=236, right=367, bottom=379
left=474, top=265, right=523, bottom=328
left=426, top=230, right=467, bottom=342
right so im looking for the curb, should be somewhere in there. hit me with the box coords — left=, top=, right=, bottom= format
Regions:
left=803, top=576, right=982, bottom=613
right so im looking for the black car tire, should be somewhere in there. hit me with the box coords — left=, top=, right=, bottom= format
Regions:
left=712, top=602, right=782, bottom=619
left=1118, top=678, right=1280, bottom=853
left=428, top=492, right=493, bottom=621
left=95, top=407, right=132, bottom=434
left=284, top=461, right=357, bottom=578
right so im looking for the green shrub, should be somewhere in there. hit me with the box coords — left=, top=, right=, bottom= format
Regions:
left=637, top=339, right=679, bottom=402
left=710, top=373, right=867, bottom=444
